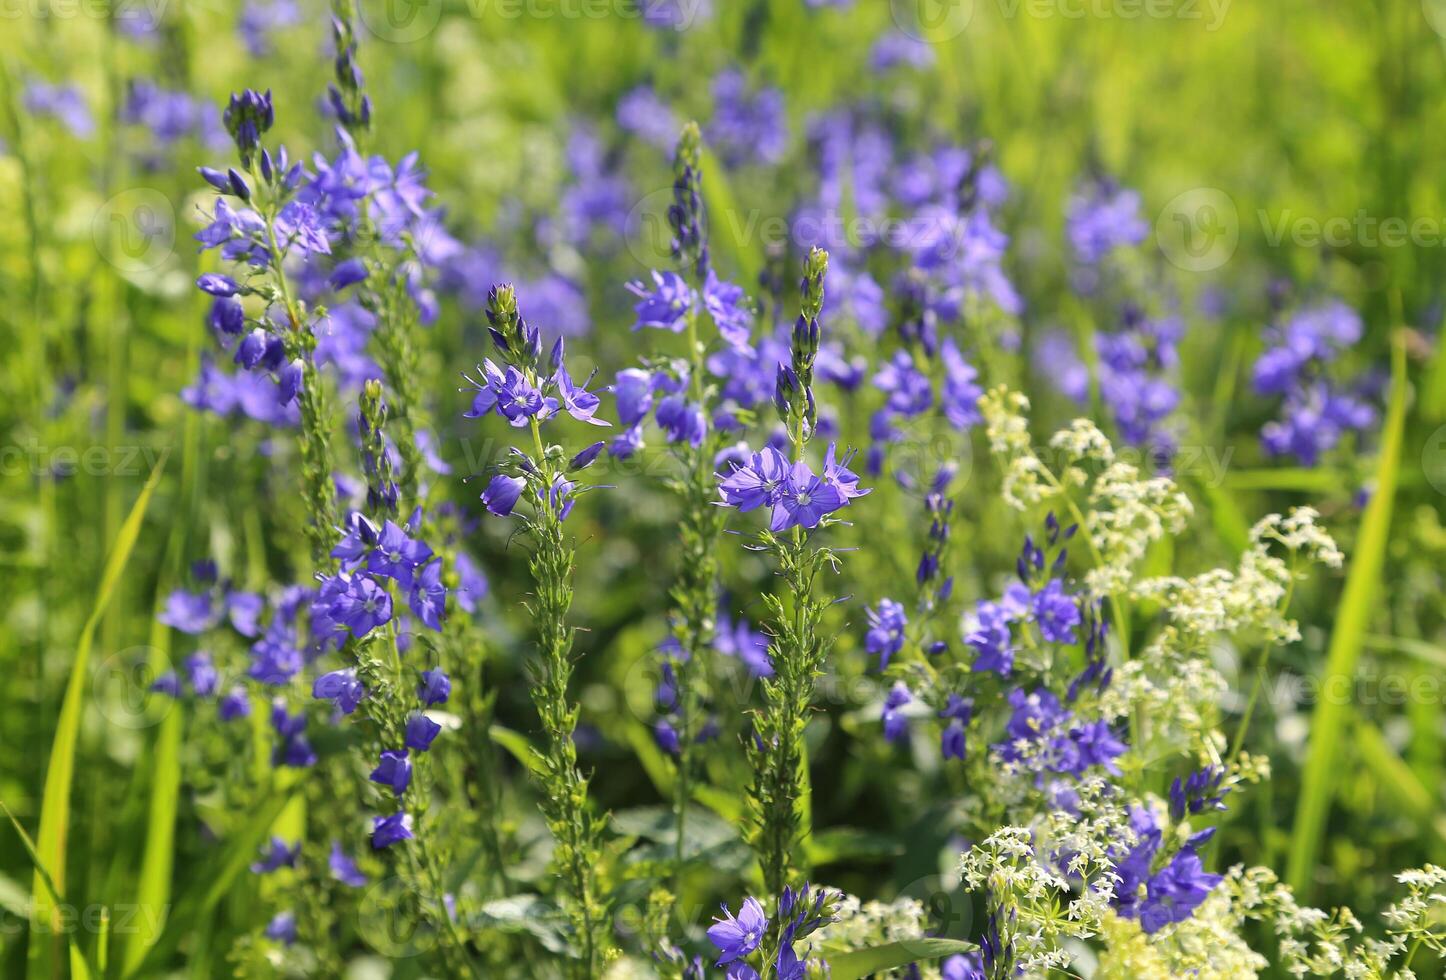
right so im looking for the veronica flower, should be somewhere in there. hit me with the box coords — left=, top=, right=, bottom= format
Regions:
left=702, top=270, right=754, bottom=349
left=616, top=85, right=678, bottom=149
left=1031, top=580, right=1081, bottom=644
left=717, top=446, right=791, bottom=512
left=481, top=473, right=525, bottom=517
left=1169, top=765, right=1230, bottom=821
left=627, top=269, right=692, bottom=331
left=939, top=338, right=984, bottom=430
left=881, top=682, right=912, bottom=743
left=365, top=519, right=433, bottom=586
left=218, top=687, right=251, bottom=721
left=655, top=394, right=707, bottom=447
left=316, top=574, right=392, bottom=638
left=404, top=712, right=441, bottom=752
left=159, top=588, right=219, bottom=633
left=1110, top=808, right=1222, bottom=933
left=251, top=836, right=300, bottom=874
left=707, top=69, right=787, bottom=167
left=408, top=560, right=446, bottom=630
left=865, top=598, right=907, bottom=670
left=552, top=356, right=610, bottom=426
left=369, top=749, right=412, bottom=796
left=1066, top=179, right=1148, bottom=265
left=715, top=608, right=774, bottom=678
left=329, top=841, right=368, bottom=887
left=706, top=896, right=768, bottom=966
left=371, top=811, right=414, bottom=849
left=274, top=200, right=332, bottom=255
left=418, top=668, right=451, bottom=706
left=872, top=351, right=933, bottom=417
left=149, top=672, right=181, bottom=698
left=183, top=652, right=219, bottom=697
left=822, top=443, right=869, bottom=501
left=264, top=911, right=298, bottom=945
left=24, top=80, right=95, bottom=138
left=770, top=462, right=845, bottom=532
left=464, top=360, right=549, bottom=427
left=967, top=599, right=1016, bottom=674
left=269, top=699, right=316, bottom=768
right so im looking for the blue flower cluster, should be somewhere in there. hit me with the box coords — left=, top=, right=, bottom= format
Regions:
left=1110, top=806, right=1223, bottom=933
left=717, top=442, right=867, bottom=532
left=1253, top=300, right=1376, bottom=464
left=705, top=884, right=838, bottom=979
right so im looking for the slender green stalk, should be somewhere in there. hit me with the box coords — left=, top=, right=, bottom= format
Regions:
left=526, top=416, right=607, bottom=977
left=662, top=123, right=727, bottom=891
left=744, top=247, right=835, bottom=898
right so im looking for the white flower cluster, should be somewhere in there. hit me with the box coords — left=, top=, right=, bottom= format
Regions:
left=957, top=826, right=1103, bottom=975
left=980, top=386, right=1053, bottom=509
left=1080, top=460, right=1192, bottom=596
left=978, top=386, right=1193, bottom=595
left=1133, top=508, right=1341, bottom=643
left=1095, top=885, right=1268, bottom=980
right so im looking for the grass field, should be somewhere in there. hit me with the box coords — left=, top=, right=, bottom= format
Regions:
left=1, top=1, right=1444, bottom=977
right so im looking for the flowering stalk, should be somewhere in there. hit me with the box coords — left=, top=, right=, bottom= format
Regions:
left=468, top=283, right=613, bottom=976
left=715, top=247, right=869, bottom=898
left=208, top=90, right=340, bottom=567
left=663, top=122, right=727, bottom=885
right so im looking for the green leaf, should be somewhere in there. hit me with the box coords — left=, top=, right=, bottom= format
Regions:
left=1287, top=330, right=1408, bottom=894
left=804, top=827, right=904, bottom=866
left=824, top=938, right=978, bottom=980
left=488, top=725, right=547, bottom=776
left=473, top=895, right=572, bottom=955
left=29, top=461, right=165, bottom=980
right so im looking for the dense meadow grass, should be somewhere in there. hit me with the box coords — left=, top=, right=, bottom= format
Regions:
left=2, top=1, right=1445, bottom=977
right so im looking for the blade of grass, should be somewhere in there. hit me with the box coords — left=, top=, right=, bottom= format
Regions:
left=1286, top=328, right=1407, bottom=894
left=127, top=786, right=298, bottom=977
left=1, top=802, right=99, bottom=980
left=697, top=146, right=761, bottom=289
left=1352, top=718, right=1446, bottom=854
left=124, top=338, right=203, bottom=974
left=29, top=461, right=165, bottom=979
